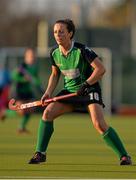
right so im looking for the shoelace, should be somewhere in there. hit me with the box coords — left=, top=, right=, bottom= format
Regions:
left=33, top=153, right=41, bottom=160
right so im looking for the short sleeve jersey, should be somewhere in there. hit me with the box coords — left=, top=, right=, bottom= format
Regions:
left=12, top=62, right=40, bottom=95
left=50, top=41, right=101, bottom=92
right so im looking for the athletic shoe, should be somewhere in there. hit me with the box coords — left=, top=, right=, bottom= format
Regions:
left=17, top=128, right=31, bottom=134
left=0, top=115, right=6, bottom=121
left=28, top=152, right=46, bottom=164
left=120, top=156, right=132, bottom=165
left=0, top=111, right=6, bottom=121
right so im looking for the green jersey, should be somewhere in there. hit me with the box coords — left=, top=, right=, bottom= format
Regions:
left=50, top=41, right=101, bottom=93
left=12, top=62, right=41, bottom=99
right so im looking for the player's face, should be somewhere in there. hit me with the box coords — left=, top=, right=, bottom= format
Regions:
left=54, top=23, right=72, bottom=46
left=25, top=49, right=35, bottom=65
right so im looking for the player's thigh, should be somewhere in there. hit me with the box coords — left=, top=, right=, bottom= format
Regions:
left=42, top=102, right=74, bottom=120
left=88, top=103, right=109, bottom=133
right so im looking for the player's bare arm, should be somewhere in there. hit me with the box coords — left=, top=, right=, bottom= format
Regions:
left=41, top=66, right=60, bottom=104
left=86, top=57, right=106, bottom=85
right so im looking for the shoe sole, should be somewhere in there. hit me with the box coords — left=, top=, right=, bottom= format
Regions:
left=29, top=162, right=45, bottom=164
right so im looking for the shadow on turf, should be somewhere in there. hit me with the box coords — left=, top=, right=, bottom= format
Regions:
left=0, top=168, right=136, bottom=174
left=46, top=162, right=136, bottom=166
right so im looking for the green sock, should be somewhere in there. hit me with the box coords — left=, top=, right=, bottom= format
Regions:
left=102, top=127, right=128, bottom=159
left=19, top=113, right=30, bottom=129
left=36, top=120, right=54, bottom=153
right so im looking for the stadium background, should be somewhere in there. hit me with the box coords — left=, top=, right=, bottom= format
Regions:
left=0, top=0, right=136, bottom=115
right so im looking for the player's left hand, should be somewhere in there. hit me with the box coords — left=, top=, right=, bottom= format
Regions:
left=77, top=81, right=90, bottom=96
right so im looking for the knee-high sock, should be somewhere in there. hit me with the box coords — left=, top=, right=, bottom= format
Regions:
left=36, top=120, right=54, bottom=153
left=19, top=113, right=30, bottom=129
left=102, top=127, right=128, bottom=159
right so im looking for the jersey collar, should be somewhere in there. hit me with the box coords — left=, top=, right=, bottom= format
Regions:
left=59, top=40, right=74, bottom=56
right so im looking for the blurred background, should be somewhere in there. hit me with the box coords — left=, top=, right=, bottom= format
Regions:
left=0, top=0, right=136, bottom=115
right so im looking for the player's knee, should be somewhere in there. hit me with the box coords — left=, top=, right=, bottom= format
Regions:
left=93, top=120, right=100, bottom=130
left=42, top=108, right=54, bottom=121
left=93, top=120, right=103, bottom=132
left=93, top=120, right=108, bottom=134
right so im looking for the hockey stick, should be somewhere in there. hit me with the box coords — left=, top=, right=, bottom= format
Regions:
left=8, top=93, right=77, bottom=111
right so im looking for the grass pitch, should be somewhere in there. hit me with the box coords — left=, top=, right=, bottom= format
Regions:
left=0, top=112, right=136, bottom=179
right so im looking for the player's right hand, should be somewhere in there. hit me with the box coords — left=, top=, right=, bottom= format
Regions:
left=41, top=93, right=50, bottom=105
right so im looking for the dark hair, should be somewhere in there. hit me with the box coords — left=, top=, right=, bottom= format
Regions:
left=24, top=47, right=36, bottom=55
left=25, top=47, right=35, bottom=52
left=55, top=19, right=75, bottom=39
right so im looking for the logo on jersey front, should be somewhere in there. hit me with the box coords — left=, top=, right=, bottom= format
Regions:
left=61, top=69, right=80, bottom=79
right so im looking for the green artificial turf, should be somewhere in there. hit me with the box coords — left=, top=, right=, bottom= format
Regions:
left=0, top=112, right=136, bottom=179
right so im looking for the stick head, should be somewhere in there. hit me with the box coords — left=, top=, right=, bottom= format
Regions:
left=8, top=99, right=21, bottom=111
